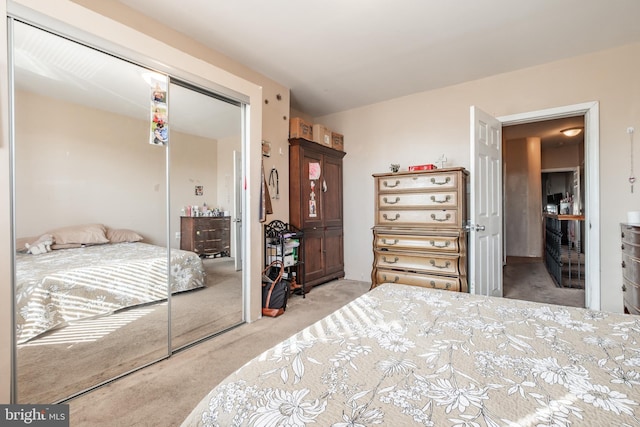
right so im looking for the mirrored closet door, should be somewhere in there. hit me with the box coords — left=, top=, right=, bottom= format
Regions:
left=168, top=81, right=244, bottom=350
left=10, top=19, right=246, bottom=403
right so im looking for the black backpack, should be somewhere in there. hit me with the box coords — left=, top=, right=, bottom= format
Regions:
left=262, top=261, right=289, bottom=317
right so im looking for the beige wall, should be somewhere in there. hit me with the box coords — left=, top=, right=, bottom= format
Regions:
left=15, top=90, right=167, bottom=244
left=318, top=42, right=640, bottom=314
left=542, top=143, right=582, bottom=170
left=504, top=137, right=543, bottom=258
left=14, top=90, right=225, bottom=248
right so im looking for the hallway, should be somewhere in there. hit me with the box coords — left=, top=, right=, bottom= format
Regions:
left=503, top=256, right=585, bottom=308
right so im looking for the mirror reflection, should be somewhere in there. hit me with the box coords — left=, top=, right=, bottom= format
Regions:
left=168, top=81, right=244, bottom=350
left=12, top=21, right=245, bottom=403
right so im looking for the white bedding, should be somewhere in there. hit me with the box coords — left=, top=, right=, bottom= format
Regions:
left=15, top=242, right=205, bottom=343
left=182, top=283, right=640, bottom=426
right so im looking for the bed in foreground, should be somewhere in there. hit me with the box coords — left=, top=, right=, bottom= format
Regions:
left=182, top=283, right=640, bottom=426
left=16, top=241, right=205, bottom=344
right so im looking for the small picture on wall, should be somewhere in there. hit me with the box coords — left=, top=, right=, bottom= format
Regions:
left=151, top=122, right=168, bottom=145
left=195, top=186, right=203, bottom=196
left=262, top=141, right=271, bottom=157
left=152, top=83, right=167, bottom=104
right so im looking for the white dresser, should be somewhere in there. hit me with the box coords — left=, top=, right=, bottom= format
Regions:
left=371, top=167, right=468, bottom=292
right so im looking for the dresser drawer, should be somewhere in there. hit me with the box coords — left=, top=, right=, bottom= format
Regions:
left=375, top=249, right=460, bottom=275
left=378, top=191, right=458, bottom=209
left=377, top=172, right=459, bottom=192
left=622, top=224, right=640, bottom=246
left=377, top=209, right=459, bottom=227
left=622, top=253, right=640, bottom=284
left=375, top=232, right=459, bottom=253
left=622, top=241, right=640, bottom=259
left=375, top=268, right=463, bottom=292
left=623, top=278, right=640, bottom=314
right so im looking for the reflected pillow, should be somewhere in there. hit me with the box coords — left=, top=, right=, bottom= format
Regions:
left=107, top=228, right=143, bottom=243
left=48, top=223, right=109, bottom=245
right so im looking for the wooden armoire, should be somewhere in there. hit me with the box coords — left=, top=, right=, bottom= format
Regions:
left=289, top=138, right=346, bottom=291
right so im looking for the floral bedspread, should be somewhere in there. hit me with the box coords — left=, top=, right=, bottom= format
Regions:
left=15, top=242, right=205, bottom=343
left=182, top=283, right=640, bottom=426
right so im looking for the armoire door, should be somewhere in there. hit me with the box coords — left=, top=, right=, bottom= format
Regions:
left=322, top=154, right=343, bottom=229
left=300, top=149, right=324, bottom=229
left=303, top=228, right=325, bottom=285
left=323, top=227, right=344, bottom=276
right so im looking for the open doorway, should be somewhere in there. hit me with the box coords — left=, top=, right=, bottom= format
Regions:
left=502, top=116, right=585, bottom=307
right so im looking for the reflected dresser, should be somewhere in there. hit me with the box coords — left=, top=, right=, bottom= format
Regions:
left=181, top=216, right=231, bottom=257
left=622, top=223, right=640, bottom=314
left=371, top=167, right=468, bottom=292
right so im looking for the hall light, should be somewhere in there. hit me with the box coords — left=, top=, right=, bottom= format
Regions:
left=561, top=127, right=583, bottom=137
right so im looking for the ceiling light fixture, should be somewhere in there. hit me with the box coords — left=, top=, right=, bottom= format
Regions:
left=561, top=127, right=583, bottom=137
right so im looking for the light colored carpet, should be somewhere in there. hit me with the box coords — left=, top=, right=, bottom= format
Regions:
left=16, top=257, right=243, bottom=404
left=503, top=256, right=585, bottom=308
left=67, top=279, right=371, bottom=427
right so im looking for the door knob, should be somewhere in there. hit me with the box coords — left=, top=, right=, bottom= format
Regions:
left=464, top=223, right=486, bottom=232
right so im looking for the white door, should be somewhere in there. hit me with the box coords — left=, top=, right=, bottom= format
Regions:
left=469, top=106, right=503, bottom=296
left=233, top=150, right=243, bottom=271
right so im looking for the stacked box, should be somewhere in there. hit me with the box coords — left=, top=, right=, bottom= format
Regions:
left=290, top=117, right=313, bottom=141
left=331, top=132, right=344, bottom=151
left=312, top=124, right=332, bottom=147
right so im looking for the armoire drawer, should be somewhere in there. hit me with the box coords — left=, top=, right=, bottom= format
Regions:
left=377, top=172, right=459, bottom=192
left=622, top=241, right=640, bottom=259
left=375, top=268, right=463, bottom=292
left=378, top=191, right=458, bottom=209
left=375, top=232, right=459, bottom=253
left=374, top=250, right=460, bottom=275
left=377, top=209, right=459, bottom=227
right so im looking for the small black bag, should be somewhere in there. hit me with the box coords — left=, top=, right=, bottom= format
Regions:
left=262, top=260, right=289, bottom=317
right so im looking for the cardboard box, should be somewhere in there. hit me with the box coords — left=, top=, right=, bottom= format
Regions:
left=408, top=164, right=437, bottom=171
left=290, top=117, right=313, bottom=141
left=313, top=124, right=332, bottom=147
left=331, top=132, right=344, bottom=151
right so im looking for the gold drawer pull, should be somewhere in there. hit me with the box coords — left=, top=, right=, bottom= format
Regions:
left=382, top=274, right=400, bottom=283
left=431, top=213, right=451, bottom=222
left=383, top=180, right=400, bottom=188
left=382, top=256, right=399, bottom=264
left=431, top=177, right=451, bottom=185
left=430, top=280, right=453, bottom=289
left=382, top=238, right=399, bottom=245
left=430, top=195, right=451, bottom=204
left=430, top=260, right=451, bottom=269
left=383, top=213, right=400, bottom=222
left=383, top=196, right=401, bottom=205
left=429, top=240, right=450, bottom=249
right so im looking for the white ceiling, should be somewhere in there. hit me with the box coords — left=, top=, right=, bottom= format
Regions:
left=117, top=0, right=640, bottom=117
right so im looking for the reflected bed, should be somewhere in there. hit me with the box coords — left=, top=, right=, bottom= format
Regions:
left=182, top=283, right=640, bottom=426
left=15, top=242, right=205, bottom=344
